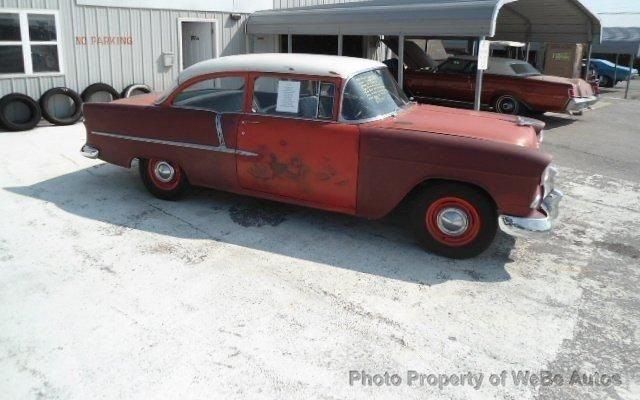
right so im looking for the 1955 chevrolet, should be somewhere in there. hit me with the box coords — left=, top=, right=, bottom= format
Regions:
left=81, top=54, right=563, bottom=259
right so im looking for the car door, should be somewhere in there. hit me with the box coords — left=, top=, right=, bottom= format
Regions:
left=236, top=73, right=359, bottom=211
left=429, top=58, right=474, bottom=102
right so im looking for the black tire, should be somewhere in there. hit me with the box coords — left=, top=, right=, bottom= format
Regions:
left=598, top=75, right=614, bottom=88
left=410, top=183, right=497, bottom=259
left=0, top=93, right=42, bottom=131
left=39, top=87, right=83, bottom=126
left=139, top=158, right=189, bottom=201
left=81, top=83, right=120, bottom=103
left=493, top=94, right=521, bottom=115
left=121, top=84, right=151, bottom=98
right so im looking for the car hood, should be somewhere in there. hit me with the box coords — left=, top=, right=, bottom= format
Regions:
left=367, top=104, right=540, bottom=149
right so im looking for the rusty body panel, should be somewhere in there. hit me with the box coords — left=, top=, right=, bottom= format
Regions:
left=82, top=67, right=552, bottom=221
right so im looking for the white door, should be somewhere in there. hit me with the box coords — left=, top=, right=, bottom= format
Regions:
left=181, top=21, right=216, bottom=69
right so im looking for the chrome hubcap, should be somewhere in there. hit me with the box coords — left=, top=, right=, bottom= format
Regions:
left=436, top=207, right=469, bottom=237
left=154, top=161, right=175, bottom=182
left=500, top=100, right=515, bottom=112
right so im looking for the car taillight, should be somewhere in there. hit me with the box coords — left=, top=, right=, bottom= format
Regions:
left=568, top=87, right=576, bottom=98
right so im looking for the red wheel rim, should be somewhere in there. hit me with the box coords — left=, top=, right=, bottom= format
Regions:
left=425, top=197, right=482, bottom=247
left=147, top=159, right=182, bottom=191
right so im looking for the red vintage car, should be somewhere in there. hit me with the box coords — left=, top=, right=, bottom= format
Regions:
left=387, top=52, right=598, bottom=116
left=81, top=54, right=562, bottom=259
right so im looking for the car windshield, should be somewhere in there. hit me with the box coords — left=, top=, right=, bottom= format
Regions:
left=510, top=62, right=541, bottom=76
left=341, top=68, right=410, bottom=121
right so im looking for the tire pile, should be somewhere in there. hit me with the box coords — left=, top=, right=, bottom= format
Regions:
left=0, top=82, right=151, bottom=132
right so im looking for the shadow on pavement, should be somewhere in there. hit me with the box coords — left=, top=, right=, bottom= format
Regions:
left=5, top=163, right=515, bottom=286
left=536, top=114, right=578, bottom=130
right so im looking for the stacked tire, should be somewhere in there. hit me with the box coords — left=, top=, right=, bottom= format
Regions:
left=39, top=87, right=83, bottom=126
left=0, top=93, right=42, bottom=131
left=1, top=82, right=150, bottom=132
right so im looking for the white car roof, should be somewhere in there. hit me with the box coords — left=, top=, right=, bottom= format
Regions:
left=178, top=53, right=385, bottom=84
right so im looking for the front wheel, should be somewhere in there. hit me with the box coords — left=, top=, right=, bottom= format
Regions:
left=598, top=75, right=613, bottom=88
left=411, top=183, right=497, bottom=259
left=139, top=158, right=189, bottom=200
left=493, top=95, right=521, bottom=115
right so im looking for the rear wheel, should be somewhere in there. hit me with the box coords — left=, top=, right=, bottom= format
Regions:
left=139, top=158, right=189, bottom=200
left=493, top=94, right=521, bottom=115
left=411, top=183, right=497, bottom=259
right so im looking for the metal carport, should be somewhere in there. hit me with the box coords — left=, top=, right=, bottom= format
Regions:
left=247, top=0, right=601, bottom=110
left=592, top=13, right=640, bottom=99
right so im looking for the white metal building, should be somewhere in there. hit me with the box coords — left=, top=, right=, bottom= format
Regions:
left=0, top=0, right=273, bottom=101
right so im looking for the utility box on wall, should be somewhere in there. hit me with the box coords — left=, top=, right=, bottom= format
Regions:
left=544, top=43, right=584, bottom=79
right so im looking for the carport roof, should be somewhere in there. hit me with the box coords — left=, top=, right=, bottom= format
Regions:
left=247, top=0, right=602, bottom=44
left=592, top=13, right=640, bottom=56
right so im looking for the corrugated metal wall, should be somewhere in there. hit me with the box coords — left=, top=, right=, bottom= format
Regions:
left=0, top=0, right=248, bottom=99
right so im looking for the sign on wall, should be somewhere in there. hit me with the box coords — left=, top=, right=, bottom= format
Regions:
left=75, top=36, right=133, bottom=45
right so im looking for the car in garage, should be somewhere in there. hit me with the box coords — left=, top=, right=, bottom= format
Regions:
left=587, top=58, right=639, bottom=87
left=396, top=55, right=598, bottom=116
left=81, top=53, right=562, bottom=259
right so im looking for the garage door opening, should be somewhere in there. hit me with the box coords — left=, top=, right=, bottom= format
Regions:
left=179, top=19, right=218, bottom=70
left=280, top=35, right=365, bottom=58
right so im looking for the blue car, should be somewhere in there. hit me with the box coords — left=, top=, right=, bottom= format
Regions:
left=589, top=58, right=638, bottom=88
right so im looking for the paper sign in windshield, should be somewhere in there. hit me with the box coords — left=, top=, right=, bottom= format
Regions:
left=276, top=80, right=301, bottom=113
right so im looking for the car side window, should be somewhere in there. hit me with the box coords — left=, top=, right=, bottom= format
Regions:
left=252, top=76, right=335, bottom=120
left=173, top=76, right=245, bottom=113
left=438, top=59, right=469, bottom=74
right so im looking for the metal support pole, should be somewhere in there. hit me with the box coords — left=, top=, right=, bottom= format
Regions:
left=613, top=53, right=619, bottom=84
left=398, top=34, right=405, bottom=90
left=625, top=53, right=635, bottom=99
left=474, top=36, right=485, bottom=111
left=585, top=42, right=592, bottom=80
left=337, top=34, right=343, bottom=56
left=525, top=42, right=531, bottom=62
left=287, top=33, right=292, bottom=53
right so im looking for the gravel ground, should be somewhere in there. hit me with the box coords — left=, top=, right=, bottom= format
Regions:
left=0, top=94, right=638, bottom=399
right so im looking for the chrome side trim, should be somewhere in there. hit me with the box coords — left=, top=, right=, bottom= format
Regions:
left=80, top=144, right=99, bottom=159
left=91, top=130, right=258, bottom=157
left=499, top=189, right=563, bottom=238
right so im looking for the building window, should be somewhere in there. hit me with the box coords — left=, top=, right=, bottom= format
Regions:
left=0, top=11, right=62, bottom=76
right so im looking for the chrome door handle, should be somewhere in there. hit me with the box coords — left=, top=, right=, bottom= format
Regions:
left=243, top=120, right=261, bottom=125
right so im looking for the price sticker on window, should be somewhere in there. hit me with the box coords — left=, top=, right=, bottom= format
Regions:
left=276, top=80, right=301, bottom=113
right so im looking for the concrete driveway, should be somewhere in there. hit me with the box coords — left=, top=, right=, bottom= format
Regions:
left=0, top=99, right=638, bottom=399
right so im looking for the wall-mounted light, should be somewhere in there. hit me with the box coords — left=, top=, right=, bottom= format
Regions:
left=230, top=13, right=242, bottom=21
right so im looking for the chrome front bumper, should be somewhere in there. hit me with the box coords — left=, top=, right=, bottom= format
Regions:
left=566, top=96, right=598, bottom=113
left=81, top=144, right=99, bottom=159
left=498, top=189, right=564, bottom=237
